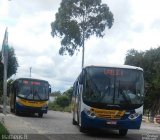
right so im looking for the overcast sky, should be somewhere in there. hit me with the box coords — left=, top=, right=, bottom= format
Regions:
left=0, top=0, right=160, bottom=92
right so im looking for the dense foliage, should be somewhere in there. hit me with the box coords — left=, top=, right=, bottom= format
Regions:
left=49, top=87, right=73, bottom=112
left=55, top=95, right=70, bottom=108
left=0, top=123, right=9, bottom=135
left=0, top=46, right=18, bottom=96
left=125, top=47, right=160, bottom=116
left=51, top=0, right=114, bottom=56
left=0, top=47, right=18, bottom=80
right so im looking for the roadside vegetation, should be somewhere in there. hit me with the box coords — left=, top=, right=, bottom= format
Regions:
left=0, top=122, right=9, bottom=135
left=0, top=46, right=18, bottom=99
left=49, top=87, right=73, bottom=112
left=125, top=47, right=160, bottom=121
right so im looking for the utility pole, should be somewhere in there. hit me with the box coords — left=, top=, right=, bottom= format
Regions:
left=81, top=26, right=85, bottom=69
left=2, top=28, right=8, bottom=115
left=3, top=50, right=8, bottom=115
left=30, top=67, right=32, bottom=78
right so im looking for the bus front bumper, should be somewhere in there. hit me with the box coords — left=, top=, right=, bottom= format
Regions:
left=15, top=102, right=48, bottom=114
left=81, top=111, right=142, bottom=130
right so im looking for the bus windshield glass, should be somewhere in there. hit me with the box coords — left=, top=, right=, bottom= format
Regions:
left=17, top=80, right=49, bottom=101
left=83, top=67, right=144, bottom=106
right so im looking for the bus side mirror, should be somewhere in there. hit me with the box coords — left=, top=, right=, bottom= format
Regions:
left=49, top=87, right=51, bottom=94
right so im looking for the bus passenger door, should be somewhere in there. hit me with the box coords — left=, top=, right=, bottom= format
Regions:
left=77, top=83, right=81, bottom=125
left=72, top=81, right=78, bottom=123
left=74, top=82, right=82, bottom=125
left=10, top=84, right=14, bottom=111
left=10, top=82, right=17, bottom=112
left=77, top=83, right=83, bottom=126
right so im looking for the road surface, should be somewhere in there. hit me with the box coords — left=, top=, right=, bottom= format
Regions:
left=1, top=110, right=160, bottom=140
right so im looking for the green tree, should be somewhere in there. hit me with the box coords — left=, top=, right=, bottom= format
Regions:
left=0, top=46, right=18, bottom=96
left=51, top=0, right=114, bottom=67
left=125, top=47, right=160, bottom=120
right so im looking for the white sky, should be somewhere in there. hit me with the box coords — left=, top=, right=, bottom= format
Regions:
left=0, top=0, right=160, bottom=91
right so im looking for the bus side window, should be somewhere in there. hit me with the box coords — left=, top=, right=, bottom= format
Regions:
left=73, top=83, right=76, bottom=97
left=79, top=70, right=85, bottom=85
left=76, top=81, right=79, bottom=96
left=79, top=75, right=83, bottom=85
left=73, top=81, right=78, bottom=97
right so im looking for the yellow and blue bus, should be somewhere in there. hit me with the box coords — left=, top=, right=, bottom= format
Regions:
left=72, top=65, right=144, bottom=136
left=10, top=78, right=51, bottom=117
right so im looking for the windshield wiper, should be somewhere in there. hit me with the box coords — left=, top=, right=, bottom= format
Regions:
left=120, top=91, right=132, bottom=106
left=25, top=90, right=32, bottom=99
left=35, top=91, right=42, bottom=100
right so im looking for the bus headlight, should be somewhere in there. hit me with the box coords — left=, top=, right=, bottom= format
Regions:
left=128, top=112, right=141, bottom=120
left=41, top=104, right=48, bottom=110
left=84, top=108, right=96, bottom=118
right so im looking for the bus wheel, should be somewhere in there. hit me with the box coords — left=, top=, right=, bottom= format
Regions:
left=10, top=108, right=14, bottom=113
left=119, top=129, right=128, bottom=136
left=79, top=126, right=87, bottom=133
left=72, top=118, right=77, bottom=125
left=15, top=109, right=20, bottom=116
left=38, top=112, right=43, bottom=118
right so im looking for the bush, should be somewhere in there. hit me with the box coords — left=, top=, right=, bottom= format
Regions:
left=0, top=122, right=9, bottom=135
left=55, top=95, right=69, bottom=108
left=48, top=95, right=71, bottom=112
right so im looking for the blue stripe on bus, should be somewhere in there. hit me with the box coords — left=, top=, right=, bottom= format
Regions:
left=15, top=102, right=48, bottom=113
left=81, top=111, right=142, bottom=129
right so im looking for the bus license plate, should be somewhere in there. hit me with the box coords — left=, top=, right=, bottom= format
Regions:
left=106, top=121, right=117, bottom=125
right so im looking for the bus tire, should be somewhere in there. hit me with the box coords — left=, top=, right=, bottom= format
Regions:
left=38, top=112, right=43, bottom=118
left=119, top=129, right=128, bottom=136
left=72, top=118, right=77, bottom=125
left=15, top=109, right=20, bottom=116
left=10, top=108, right=14, bottom=113
left=79, top=126, right=87, bottom=133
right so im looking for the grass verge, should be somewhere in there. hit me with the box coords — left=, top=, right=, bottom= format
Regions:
left=0, top=122, right=11, bottom=140
left=0, top=122, right=9, bottom=135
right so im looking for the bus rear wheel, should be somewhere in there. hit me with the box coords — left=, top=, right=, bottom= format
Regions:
left=119, top=129, right=128, bottom=136
left=38, top=112, right=43, bottom=118
left=10, top=108, right=14, bottom=113
left=15, top=109, right=20, bottom=116
left=72, top=118, right=77, bottom=125
left=79, top=125, right=88, bottom=133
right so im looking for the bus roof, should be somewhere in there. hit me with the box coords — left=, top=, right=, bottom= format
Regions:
left=14, top=78, right=49, bottom=83
left=84, top=65, right=143, bottom=71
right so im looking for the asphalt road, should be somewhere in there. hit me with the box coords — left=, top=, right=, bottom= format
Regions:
left=1, top=110, right=160, bottom=140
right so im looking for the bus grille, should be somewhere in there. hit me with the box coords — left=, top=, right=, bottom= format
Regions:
left=91, top=108, right=125, bottom=120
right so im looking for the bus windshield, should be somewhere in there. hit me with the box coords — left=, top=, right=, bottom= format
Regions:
left=17, top=80, right=49, bottom=101
left=83, top=67, right=144, bottom=106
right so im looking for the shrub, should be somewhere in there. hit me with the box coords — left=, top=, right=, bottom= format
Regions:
left=55, top=95, right=69, bottom=108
